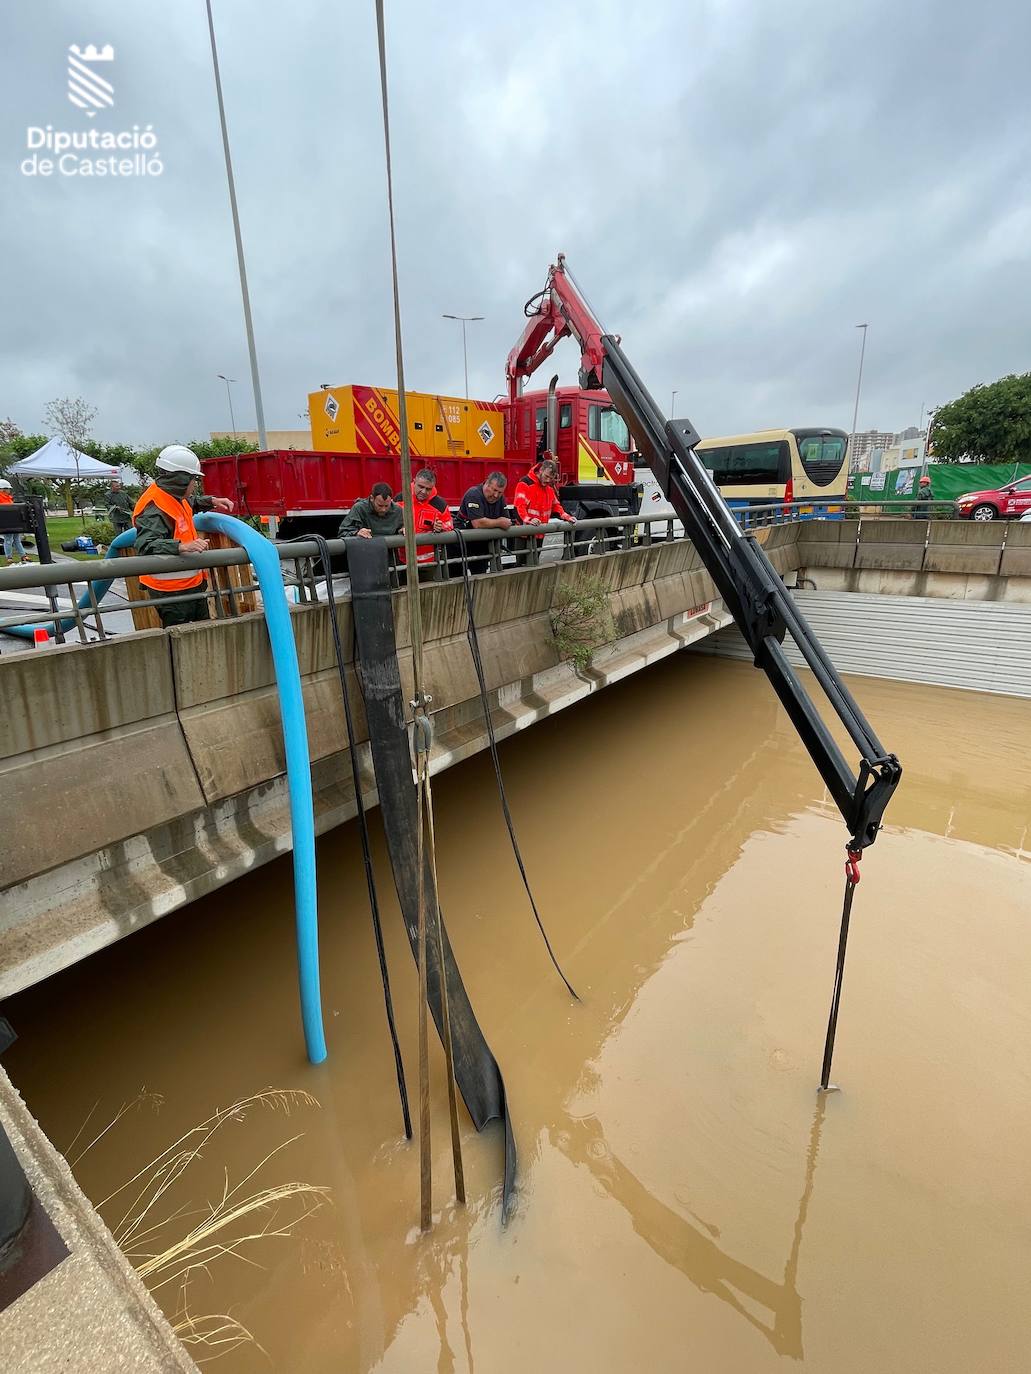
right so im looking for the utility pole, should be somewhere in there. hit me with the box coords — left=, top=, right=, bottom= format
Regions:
left=849, top=324, right=868, bottom=470
left=205, top=0, right=268, bottom=452
left=671, top=389, right=678, bottom=417
left=217, top=374, right=237, bottom=436
left=442, top=314, right=483, bottom=398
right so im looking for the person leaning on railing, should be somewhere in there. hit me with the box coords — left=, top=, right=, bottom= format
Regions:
left=336, top=482, right=404, bottom=540
left=455, top=470, right=512, bottom=575
left=132, top=446, right=234, bottom=628
left=512, top=457, right=575, bottom=565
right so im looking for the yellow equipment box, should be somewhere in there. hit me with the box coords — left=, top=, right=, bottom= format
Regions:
left=309, top=384, right=504, bottom=461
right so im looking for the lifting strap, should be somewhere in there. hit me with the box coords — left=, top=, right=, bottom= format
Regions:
left=347, top=535, right=517, bottom=1219
left=819, top=846, right=862, bottom=1090
left=310, top=534, right=411, bottom=1138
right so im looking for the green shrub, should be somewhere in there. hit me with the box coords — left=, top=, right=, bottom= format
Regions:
left=550, top=576, right=614, bottom=671
left=83, top=519, right=116, bottom=546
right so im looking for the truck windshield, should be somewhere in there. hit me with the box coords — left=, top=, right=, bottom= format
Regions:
left=588, top=405, right=631, bottom=451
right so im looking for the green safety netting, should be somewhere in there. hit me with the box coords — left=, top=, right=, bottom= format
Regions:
left=849, top=463, right=1031, bottom=503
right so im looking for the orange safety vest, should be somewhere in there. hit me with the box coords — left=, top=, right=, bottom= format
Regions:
left=132, top=484, right=206, bottom=591
left=0, top=492, right=13, bottom=505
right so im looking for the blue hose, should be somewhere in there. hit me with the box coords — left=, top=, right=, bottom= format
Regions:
left=195, top=513, right=327, bottom=1065
left=2, top=527, right=138, bottom=639
left=5, top=517, right=327, bottom=1064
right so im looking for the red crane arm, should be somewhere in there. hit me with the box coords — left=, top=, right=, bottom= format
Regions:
left=505, top=255, right=610, bottom=402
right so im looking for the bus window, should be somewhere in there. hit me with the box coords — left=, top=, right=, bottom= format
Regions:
left=796, top=433, right=847, bottom=488
left=699, top=440, right=789, bottom=485
left=588, top=405, right=631, bottom=451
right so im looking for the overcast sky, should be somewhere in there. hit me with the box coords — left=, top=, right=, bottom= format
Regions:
left=3, top=0, right=1029, bottom=446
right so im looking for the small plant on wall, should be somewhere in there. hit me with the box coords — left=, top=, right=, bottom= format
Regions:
left=550, top=576, right=614, bottom=671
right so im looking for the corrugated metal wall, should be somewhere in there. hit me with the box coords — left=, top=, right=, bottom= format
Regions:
left=698, top=590, right=1031, bottom=698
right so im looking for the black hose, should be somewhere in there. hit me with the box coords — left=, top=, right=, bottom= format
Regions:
left=310, top=535, right=411, bottom=1138
left=455, top=530, right=579, bottom=1000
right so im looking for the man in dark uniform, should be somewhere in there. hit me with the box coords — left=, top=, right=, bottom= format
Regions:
left=336, top=482, right=404, bottom=539
left=104, top=478, right=134, bottom=534
left=133, top=445, right=234, bottom=627
left=456, top=470, right=511, bottom=574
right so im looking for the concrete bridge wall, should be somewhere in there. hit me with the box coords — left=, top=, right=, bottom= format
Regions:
left=3, top=518, right=1028, bottom=997
left=0, top=538, right=732, bottom=997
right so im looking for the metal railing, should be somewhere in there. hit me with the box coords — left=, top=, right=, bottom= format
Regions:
left=0, top=499, right=980, bottom=646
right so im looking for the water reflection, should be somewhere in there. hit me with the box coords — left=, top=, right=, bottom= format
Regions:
left=558, top=1096, right=827, bottom=1360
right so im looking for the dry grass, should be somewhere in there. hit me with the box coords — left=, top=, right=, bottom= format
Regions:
left=74, top=1088, right=329, bottom=1362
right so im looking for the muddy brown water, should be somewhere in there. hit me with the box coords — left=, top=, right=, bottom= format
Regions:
left=7, top=656, right=1031, bottom=1372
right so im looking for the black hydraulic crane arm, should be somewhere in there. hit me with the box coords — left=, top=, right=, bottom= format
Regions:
left=538, top=258, right=901, bottom=849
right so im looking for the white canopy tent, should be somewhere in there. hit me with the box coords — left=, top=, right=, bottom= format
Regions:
left=7, top=437, right=119, bottom=481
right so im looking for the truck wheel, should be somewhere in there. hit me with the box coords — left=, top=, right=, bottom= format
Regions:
left=971, top=504, right=997, bottom=521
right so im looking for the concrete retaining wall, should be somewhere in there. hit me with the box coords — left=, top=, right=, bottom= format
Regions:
left=4, top=518, right=1029, bottom=996
left=0, top=541, right=727, bottom=996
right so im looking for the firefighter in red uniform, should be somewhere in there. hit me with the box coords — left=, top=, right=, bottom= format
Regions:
left=397, top=467, right=454, bottom=571
left=513, top=459, right=575, bottom=562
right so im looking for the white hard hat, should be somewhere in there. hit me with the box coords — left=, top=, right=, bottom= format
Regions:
left=156, top=444, right=202, bottom=476
left=0, top=478, right=11, bottom=490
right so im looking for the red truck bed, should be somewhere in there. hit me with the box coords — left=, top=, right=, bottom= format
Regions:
left=201, top=449, right=538, bottom=519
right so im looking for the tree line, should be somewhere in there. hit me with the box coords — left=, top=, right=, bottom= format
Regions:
left=930, top=372, right=1031, bottom=465
left=0, top=401, right=257, bottom=512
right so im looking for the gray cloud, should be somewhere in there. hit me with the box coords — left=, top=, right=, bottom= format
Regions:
left=2, top=0, right=1029, bottom=445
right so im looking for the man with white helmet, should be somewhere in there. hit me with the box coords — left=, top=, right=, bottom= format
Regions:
left=132, top=445, right=234, bottom=627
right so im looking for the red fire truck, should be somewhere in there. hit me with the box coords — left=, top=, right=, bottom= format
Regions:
left=200, top=286, right=642, bottom=540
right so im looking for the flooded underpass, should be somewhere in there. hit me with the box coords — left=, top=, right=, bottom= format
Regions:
left=6, top=655, right=1031, bottom=1372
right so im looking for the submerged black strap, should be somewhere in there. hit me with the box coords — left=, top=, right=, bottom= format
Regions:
left=311, top=535, right=411, bottom=1139
left=455, top=531, right=579, bottom=1000
left=346, top=536, right=516, bottom=1219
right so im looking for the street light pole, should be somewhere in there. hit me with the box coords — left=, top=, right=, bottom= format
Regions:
left=849, top=323, right=868, bottom=469
left=443, top=313, right=484, bottom=398
left=205, top=0, right=268, bottom=451
left=217, top=374, right=237, bottom=436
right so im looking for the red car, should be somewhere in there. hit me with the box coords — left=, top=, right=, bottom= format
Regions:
left=954, top=474, right=1031, bottom=521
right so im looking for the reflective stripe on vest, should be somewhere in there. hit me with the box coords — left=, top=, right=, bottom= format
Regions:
left=132, top=484, right=205, bottom=591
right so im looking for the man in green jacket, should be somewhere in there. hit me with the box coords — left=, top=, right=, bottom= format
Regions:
left=337, top=483, right=404, bottom=540
left=134, top=446, right=234, bottom=627
left=103, top=479, right=134, bottom=534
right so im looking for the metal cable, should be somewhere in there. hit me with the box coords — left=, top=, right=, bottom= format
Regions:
left=455, top=530, right=579, bottom=1000
left=819, top=847, right=862, bottom=1090
left=375, top=0, right=463, bottom=1225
